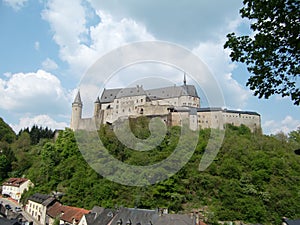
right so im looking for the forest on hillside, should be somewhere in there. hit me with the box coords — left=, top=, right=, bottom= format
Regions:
left=0, top=117, right=299, bottom=224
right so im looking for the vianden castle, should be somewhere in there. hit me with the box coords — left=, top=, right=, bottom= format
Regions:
left=70, top=76, right=261, bottom=132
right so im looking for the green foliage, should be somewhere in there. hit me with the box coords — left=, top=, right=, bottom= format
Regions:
left=224, top=0, right=300, bottom=105
left=0, top=118, right=16, bottom=181
left=129, top=116, right=151, bottom=139
left=1, top=116, right=299, bottom=224
left=0, top=155, right=10, bottom=180
left=18, top=125, right=55, bottom=145
left=0, top=117, right=16, bottom=143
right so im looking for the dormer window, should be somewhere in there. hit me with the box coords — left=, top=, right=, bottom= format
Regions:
left=126, top=219, right=132, bottom=225
left=117, top=219, right=122, bottom=225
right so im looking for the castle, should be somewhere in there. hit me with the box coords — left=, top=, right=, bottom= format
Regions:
left=70, top=76, right=261, bottom=132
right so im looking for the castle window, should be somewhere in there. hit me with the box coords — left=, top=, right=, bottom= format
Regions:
left=141, top=99, right=143, bottom=102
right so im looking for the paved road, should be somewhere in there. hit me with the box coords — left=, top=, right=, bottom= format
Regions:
left=0, top=197, right=42, bottom=225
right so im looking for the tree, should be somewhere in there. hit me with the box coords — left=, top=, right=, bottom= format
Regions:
left=224, top=0, right=300, bottom=105
left=0, top=155, right=10, bottom=180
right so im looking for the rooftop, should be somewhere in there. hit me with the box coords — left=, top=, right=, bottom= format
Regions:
left=99, top=84, right=199, bottom=104
left=47, top=202, right=89, bottom=224
left=28, top=193, right=55, bottom=206
left=2, top=178, right=29, bottom=187
left=109, top=207, right=158, bottom=225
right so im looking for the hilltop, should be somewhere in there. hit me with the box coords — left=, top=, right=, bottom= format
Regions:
left=0, top=117, right=299, bottom=224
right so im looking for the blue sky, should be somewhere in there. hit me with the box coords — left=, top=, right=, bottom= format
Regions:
left=0, top=0, right=299, bottom=135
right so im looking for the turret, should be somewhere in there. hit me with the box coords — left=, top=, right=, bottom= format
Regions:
left=70, top=90, right=82, bottom=130
left=94, top=97, right=101, bottom=117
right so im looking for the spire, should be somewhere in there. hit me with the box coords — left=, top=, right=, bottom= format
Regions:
left=183, top=73, right=187, bottom=86
left=73, top=90, right=82, bottom=104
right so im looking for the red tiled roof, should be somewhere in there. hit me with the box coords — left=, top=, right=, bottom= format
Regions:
left=47, top=202, right=63, bottom=218
left=47, top=202, right=89, bottom=224
left=2, top=178, right=28, bottom=187
left=199, top=221, right=208, bottom=225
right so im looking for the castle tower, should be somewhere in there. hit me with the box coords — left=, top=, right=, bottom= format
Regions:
left=94, top=97, right=101, bottom=117
left=70, top=90, right=82, bottom=130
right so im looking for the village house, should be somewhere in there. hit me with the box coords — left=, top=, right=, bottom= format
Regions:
left=25, top=193, right=56, bottom=224
left=1, top=178, right=33, bottom=203
left=46, top=201, right=90, bottom=225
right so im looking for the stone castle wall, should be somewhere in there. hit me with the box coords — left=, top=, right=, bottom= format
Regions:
left=70, top=87, right=261, bottom=132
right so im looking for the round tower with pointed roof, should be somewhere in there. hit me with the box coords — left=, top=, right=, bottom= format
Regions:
left=94, top=96, right=101, bottom=117
left=70, top=90, right=82, bottom=130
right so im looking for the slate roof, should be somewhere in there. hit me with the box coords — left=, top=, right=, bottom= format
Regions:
left=283, top=218, right=300, bottom=225
left=84, top=206, right=105, bottom=225
left=100, top=88, right=122, bottom=103
left=73, top=91, right=82, bottom=104
left=146, top=85, right=198, bottom=100
left=0, top=218, right=21, bottom=225
left=2, top=178, right=28, bottom=187
left=47, top=202, right=89, bottom=224
left=197, top=107, right=260, bottom=116
left=154, top=214, right=195, bottom=225
left=109, top=207, right=158, bottom=225
left=90, top=208, right=115, bottom=225
left=99, top=84, right=199, bottom=104
left=28, top=193, right=55, bottom=206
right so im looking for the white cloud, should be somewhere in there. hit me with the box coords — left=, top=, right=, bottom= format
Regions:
left=42, top=58, right=58, bottom=71
left=10, top=115, right=68, bottom=133
left=3, top=0, right=28, bottom=11
left=0, top=70, right=70, bottom=114
left=42, top=0, right=87, bottom=49
left=192, top=40, right=251, bottom=108
left=42, top=0, right=155, bottom=77
left=87, top=0, right=243, bottom=45
left=90, top=10, right=154, bottom=54
left=263, top=116, right=300, bottom=135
